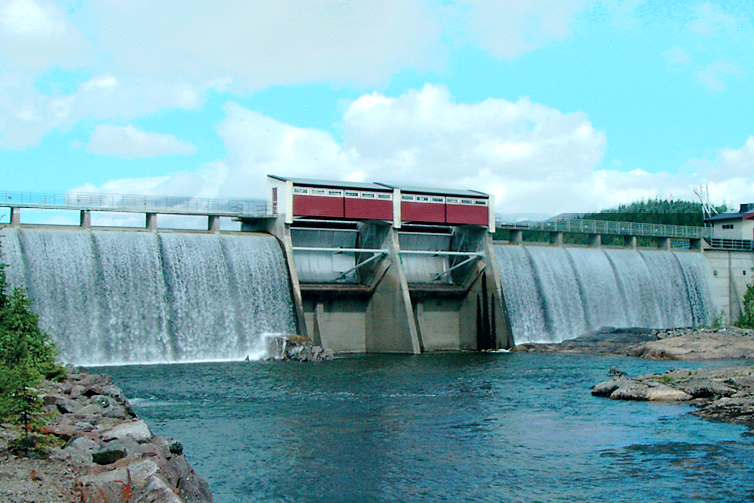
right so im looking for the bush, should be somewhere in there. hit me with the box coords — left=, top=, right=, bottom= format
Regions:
left=736, top=274, right=754, bottom=330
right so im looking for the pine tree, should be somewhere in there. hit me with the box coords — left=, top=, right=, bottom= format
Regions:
left=0, top=257, right=65, bottom=456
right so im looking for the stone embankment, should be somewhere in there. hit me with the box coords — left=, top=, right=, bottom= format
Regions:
left=0, top=372, right=213, bottom=503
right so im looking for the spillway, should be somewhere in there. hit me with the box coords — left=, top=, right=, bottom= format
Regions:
left=494, top=245, right=715, bottom=344
left=0, top=228, right=297, bottom=365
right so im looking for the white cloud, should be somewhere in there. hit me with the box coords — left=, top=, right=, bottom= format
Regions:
left=86, top=124, right=197, bottom=158
left=664, top=46, right=690, bottom=66
left=81, top=0, right=441, bottom=90
left=693, top=60, right=741, bottom=92
left=0, top=0, right=90, bottom=71
left=687, top=2, right=742, bottom=38
left=341, top=84, right=605, bottom=187
left=80, top=85, right=613, bottom=214
left=458, top=0, right=595, bottom=59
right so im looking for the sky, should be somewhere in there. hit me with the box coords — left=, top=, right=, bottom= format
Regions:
left=1, top=0, right=753, bottom=222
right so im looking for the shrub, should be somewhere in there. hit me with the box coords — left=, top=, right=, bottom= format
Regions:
left=736, top=270, right=754, bottom=330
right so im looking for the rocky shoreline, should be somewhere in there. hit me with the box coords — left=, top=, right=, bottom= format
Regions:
left=513, top=326, right=754, bottom=360
left=516, top=326, right=754, bottom=431
left=0, top=371, right=213, bottom=503
left=592, top=366, right=754, bottom=430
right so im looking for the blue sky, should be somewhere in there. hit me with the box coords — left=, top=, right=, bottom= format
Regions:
left=1, top=0, right=753, bottom=220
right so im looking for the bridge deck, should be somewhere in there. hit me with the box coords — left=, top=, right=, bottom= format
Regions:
left=0, top=190, right=270, bottom=218
left=497, top=217, right=711, bottom=239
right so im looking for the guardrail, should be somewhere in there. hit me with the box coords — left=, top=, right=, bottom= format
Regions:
left=0, top=190, right=272, bottom=217
left=705, top=238, right=754, bottom=251
left=496, top=216, right=711, bottom=240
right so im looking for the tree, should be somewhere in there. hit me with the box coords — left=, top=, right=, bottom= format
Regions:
left=0, top=260, right=65, bottom=456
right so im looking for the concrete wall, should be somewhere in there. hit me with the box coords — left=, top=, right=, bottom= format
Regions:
left=303, top=297, right=368, bottom=353
left=365, top=229, right=421, bottom=353
left=704, top=249, right=754, bottom=324
left=413, top=296, right=464, bottom=350
left=272, top=216, right=514, bottom=354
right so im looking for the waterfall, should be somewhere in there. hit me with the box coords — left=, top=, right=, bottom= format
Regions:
left=494, top=245, right=715, bottom=344
left=0, top=228, right=297, bottom=365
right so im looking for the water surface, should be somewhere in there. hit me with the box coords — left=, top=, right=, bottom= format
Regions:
left=94, top=353, right=754, bottom=503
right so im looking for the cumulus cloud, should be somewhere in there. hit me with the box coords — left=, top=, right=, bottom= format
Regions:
left=86, top=124, right=197, bottom=159
left=80, top=85, right=614, bottom=214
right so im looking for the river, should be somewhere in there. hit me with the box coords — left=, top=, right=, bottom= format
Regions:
left=92, top=352, right=754, bottom=503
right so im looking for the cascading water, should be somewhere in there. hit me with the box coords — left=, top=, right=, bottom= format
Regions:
left=0, top=228, right=297, bottom=365
left=494, top=245, right=715, bottom=344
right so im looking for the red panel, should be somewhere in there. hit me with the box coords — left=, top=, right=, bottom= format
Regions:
left=345, top=198, right=393, bottom=220
left=401, top=201, right=445, bottom=223
left=293, top=195, right=344, bottom=218
left=446, top=204, right=488, bottom=225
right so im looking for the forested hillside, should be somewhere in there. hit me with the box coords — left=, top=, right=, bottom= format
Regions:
left=584, top=198, right=727, bottom=226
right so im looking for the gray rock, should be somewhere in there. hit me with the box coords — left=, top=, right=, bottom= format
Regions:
left=591, top=378, right=625, bottom=397
left=134, top=475, right=184, bottom=503
left=92, top=441, right=128, bottom=465
left=101, top=420, right=152, bottom=443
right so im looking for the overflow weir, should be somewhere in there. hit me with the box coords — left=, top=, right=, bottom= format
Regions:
left=0, top=181, right=738, bottom=364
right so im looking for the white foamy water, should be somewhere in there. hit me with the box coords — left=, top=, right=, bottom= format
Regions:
left=0, top=228, right=297, bottom=365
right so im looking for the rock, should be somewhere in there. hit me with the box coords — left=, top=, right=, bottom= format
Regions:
left=92, top=441, right=129, bottom=465
left=608, top=381, right=691, bottom=401
left=591, top=378, right=625, bottom=397
left=0, top=372, right=215, bottom=503
left=594, top=366, right=754, bottom=427
left=134, top=475, right=184, bottom=503
left=261, top=334, right=335, bottom=362
left=101, top=420, right=153, bottom=443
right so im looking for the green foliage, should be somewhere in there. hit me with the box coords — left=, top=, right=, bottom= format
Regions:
left=709, top=310, right=727, bottom=329
left=584, top=198, right=727, bottom=227
left=735, top=272, right=754, bottom=330
left=0, top=258, right=66, bottom=456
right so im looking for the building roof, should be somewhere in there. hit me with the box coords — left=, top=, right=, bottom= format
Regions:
left=267, top=175, right=390, bottom=192
left=706, top=203, right=754, bottom=222
left=268, top=175, right=490, bottom=198
left=374, top=183, right=489, bottom=198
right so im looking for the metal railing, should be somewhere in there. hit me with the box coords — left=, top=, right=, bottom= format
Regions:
left=497, top=216, right=711, bottom=239
left=0, top=190, right=272, bottom=217
left=705, top=238, right=754, bottom=251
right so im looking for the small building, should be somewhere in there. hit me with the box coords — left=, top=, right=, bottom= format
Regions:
left=267, top=175, right=495, bottom=231
left=706, top=203, right=754, bottom=241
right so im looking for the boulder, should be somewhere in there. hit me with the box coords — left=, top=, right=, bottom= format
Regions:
left=134, top=475, right=184, bottom=503
left=101, top=420, right=153, bottom=443
left=92, top=441, right=128, bottom=465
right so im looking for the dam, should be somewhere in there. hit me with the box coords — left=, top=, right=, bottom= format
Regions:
left=0, top=180, right=742, bottom=366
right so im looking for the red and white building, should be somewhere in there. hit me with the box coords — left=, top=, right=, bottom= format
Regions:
left=267, top=176, right=495, bottom=231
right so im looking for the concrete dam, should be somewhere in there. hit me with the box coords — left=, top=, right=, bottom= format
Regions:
left=0, top=226, right=716, bottom=366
